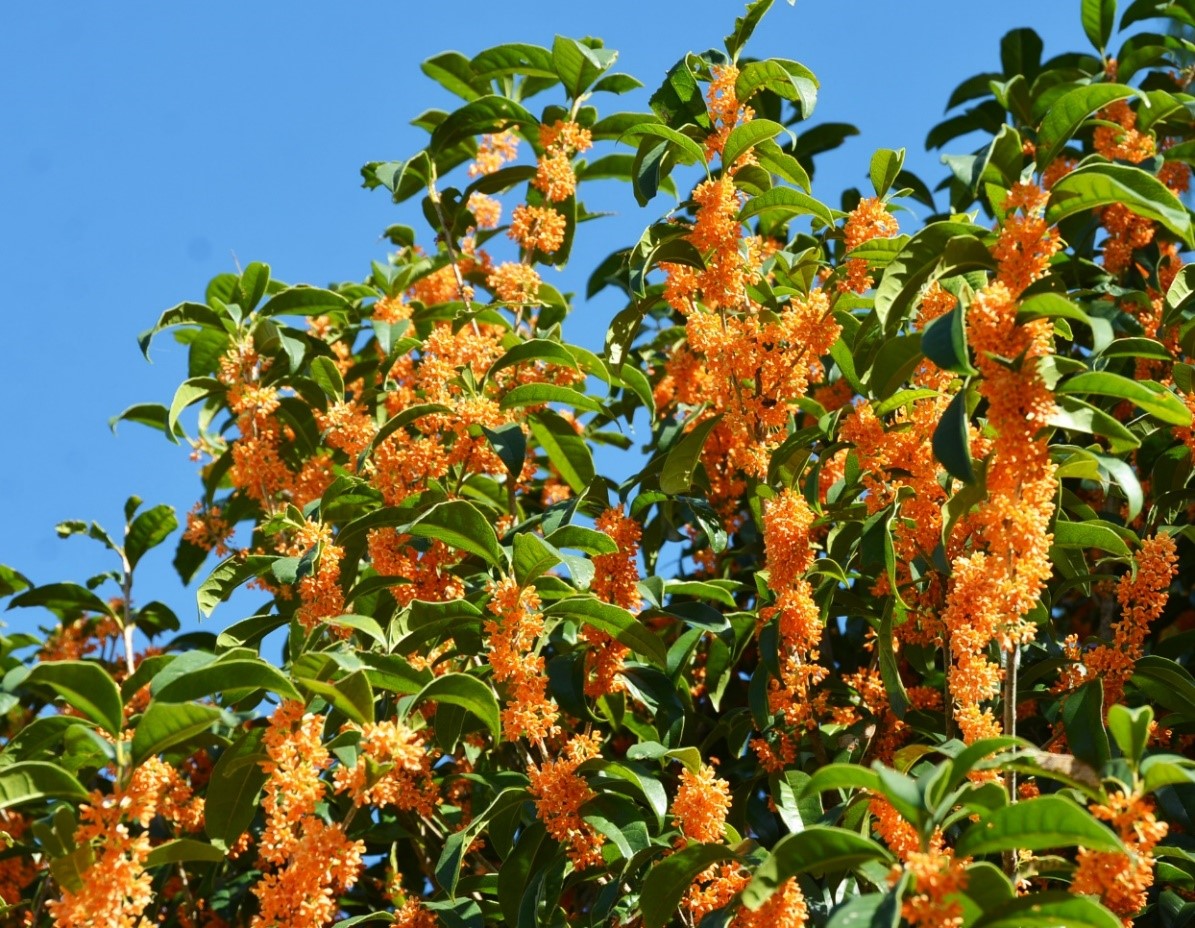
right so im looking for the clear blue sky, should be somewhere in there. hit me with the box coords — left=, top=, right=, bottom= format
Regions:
left=0, top=2, right=1086, bottom=635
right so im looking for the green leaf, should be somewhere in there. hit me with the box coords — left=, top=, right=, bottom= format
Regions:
left=429, top=96, right=538, bottom=152
left=9, top=582, right=118, bottom=620
left=204, top=732, right=268, bottom=845
left=1107, top=703, right=1152, bottom=766
left=955, top=795, right=1123, bottom=857
left=1052, top=520, right=1131, bottom=558
left=932, top=389, right=975, bottom=483
left=725, top=0, right=777, bottom=61
left=546, top=597, right=668, bottom=668
left=258, top=285, right=352, bottom=318
left=1081, top=0, right=1118, bottom=52
left=870, top=148, right=905, bottom=198
left=500, top=383, right=602, bottom=414
left=621, top=123, right=709, bottom=170
left=922, top=305, right=976, bottom=375
left=545, top=525, right=618, bottom=556
left=196, top=555, right=273, bottom=618
left=803, top=764, right=883, bottom=797
left=471, top=43, right=556, bottom=81
left=109, top=403, right=185, bottom=442
left=299, top=670, right=375, bottom=726
left=125, top=504, right=178, bottom=569
left=132, top=702, right=223, bottom=766
left=973, top=891, right=1122, bottom=928
left=0, top=762, right=88, bottom=809
left=1036, top=84, right=1138, bottom=169
left=873, top=221, right=986, bottom=334
left=310, top=356, right=345, bottom=404
left=236, top=262, right=271, bottom=313
left=167, top=377, right=222, bottom=437
left=411, top=673, right=501, bottom=741
left=154, top=659, right=302, bottom=703
left=734, top=59, right=818, bottom=118
left=360, top=403, right=452, bottom=465
left=660, top=414, right=723, bottom=496
left=1017, top=293, right=1094, bottom=326
left=513, top=533, right=563, bottom=586
left=1047, top=163, right=1195, bottom=247
left=1131, top=655, right=1195, bottom=718
left=488, top=339, right=580, bottom=379
left=530, top=409, right=595, bottom=493
left=641, top=843, right=737, bottom=928
left=145, top=838, right=226, bottom=868
left=552, top=35, right=617, bottom=99
left=23, top=661, right=123, bottom=736
left=738, top=186, right=835, bottom=228
left=407, top=500, right=504, bottom=567
left=1059, top=371, right=1191, bottom=426
left=742, top=827, right=893, bottom=909
left=722, top=119, right=786, bottom=170
left=1062, top=680, right=1111, bottom=771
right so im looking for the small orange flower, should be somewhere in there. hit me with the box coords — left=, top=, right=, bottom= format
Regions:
left=488, top=262, right=543, bottom=304
left=528, top=733, right=605, bottom=868
left=508, top=203, right=567, bottom=253
left=671, top=764, right=731, bottom=844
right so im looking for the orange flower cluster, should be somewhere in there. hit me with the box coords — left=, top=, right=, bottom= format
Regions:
left=288, top=519, right=346, bottom=635
left=488, top=261, right=543, bottom=304
left=253, top=702, right=364, bottom=928
left=664, top=175, right=757, bottom=314
left=841, top=284, right=956, bottom=649
left=332, top=718, right=439, bottom=815
left=754, top=489, right=826, bottom=765
left=485, top=577, right=559, bottom=743
left=527, top=732, right=604, bottom=869
left=898, top=845, right=969, bottom=928
left=533, top=120, right=592, bottom=202
left=0, top=812, right=39, bottom=907
left=467, top=191, right=503, bottom=229
left=584, top=505, right=643, bottom=698
left=1071, top=791, right=1167, bottom=922
left=49, top=756, right=199, bottom=928
left=872, top=797, right=969, bottom=928
left=183, top=503, right=234, bottom=557
left=704, top=64, right=755, bottom=164
left=940, top=184, right=1061, bottom=742
left=671, top=763, right=731, bottom=843
left=1093, top=101, right=1155, bottom=164
left=657, top=286, right=839, bottom=519
left=685, top=864, right=808, bottom=928
left=219, top=342, right=336, bottom=512
left=468, top=129, right=519, bottom=177
left=251, top=817, right=364, bottom=928
left=1061, top=533, right=1178, bottom=707
left=840, top=197, right=900, bottom=293
left=257, top=701, right=330, bottom=863
left=509, top=203, right=567, bottom=254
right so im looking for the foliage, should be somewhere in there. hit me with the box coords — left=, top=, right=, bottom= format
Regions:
left=3, top=2, right=1195, bottom=927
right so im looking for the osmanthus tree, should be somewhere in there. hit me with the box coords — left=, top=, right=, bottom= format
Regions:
left=3, top=0, right=1195, bottom=925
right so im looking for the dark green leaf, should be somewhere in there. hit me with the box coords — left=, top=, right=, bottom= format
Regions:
left=742, top=827, right=893, bottom=909
left=660, top=414, right=723, bottom=496
left=1036, top=84, right=1139, bottom=169
left=0, top=762, right=88, bottom=809
left=23, top=661, right=123, bottom=735
left=132, top=702, right=223, bottom=766
left=932, top=389, right=975, bottom=483
left=955, top=795, right=1122, bottom=857
left=411, top=673, right=501, bottom=741
left=408, top=500, right=504, bottom=567
left=1047, top=163, right=1194, bottom=247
